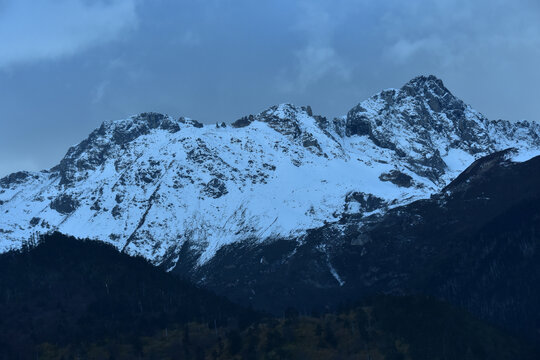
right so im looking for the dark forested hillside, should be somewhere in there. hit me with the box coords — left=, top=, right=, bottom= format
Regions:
left=0, top=233, right=258, bottom=359
left=0, top=234, right=535, bottom=360
left=36, top=296, right=538, bottom=360
left=0, top=233, right=537, bottom=359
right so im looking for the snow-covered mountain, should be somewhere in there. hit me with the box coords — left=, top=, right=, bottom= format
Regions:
left=1, top=75, right=539, bottom=267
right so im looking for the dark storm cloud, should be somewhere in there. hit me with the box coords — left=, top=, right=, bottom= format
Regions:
left=1, top=0, right=539, bottom=176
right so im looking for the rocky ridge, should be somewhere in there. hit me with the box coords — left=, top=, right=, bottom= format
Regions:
left=1, top=75, right=539, bottom=267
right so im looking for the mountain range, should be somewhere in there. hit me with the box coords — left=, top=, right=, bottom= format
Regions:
left=2, top=75, right=540, bottom=345
left=1, top=75, right=539, bottom=268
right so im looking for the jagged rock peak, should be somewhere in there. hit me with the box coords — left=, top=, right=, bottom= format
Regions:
left=102, top=112, right=204, bottom=133
left=360, top=74, right=465, bottom=117
left=344, top=75, right=493, bottom=183
left=399, top=75, right=465, bottom=114
left=259, top=103, right=310, bottom=118
left=402, top=74, right=450, bottom=96
left=255, top=104, right=333, bottom=142
left=53, top=112, right=205, bottom=186
left=231, top=103, right=318, bottom=128
left=0, top=171, right=42, bottom=188
left=230, top=104, right=331, bottom=144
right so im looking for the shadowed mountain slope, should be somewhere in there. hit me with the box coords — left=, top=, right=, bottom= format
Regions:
left=176, top=151, right=540, bottom=342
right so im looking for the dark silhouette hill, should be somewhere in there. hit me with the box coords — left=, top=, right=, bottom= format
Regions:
left=0, top=233, right=258, bottom=359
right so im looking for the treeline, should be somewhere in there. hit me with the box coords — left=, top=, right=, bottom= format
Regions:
left=0, top=233, right=536, bottom=359
left=0, top=233, right=258, bottom=359
left=38, top=296, right=537, bottom=360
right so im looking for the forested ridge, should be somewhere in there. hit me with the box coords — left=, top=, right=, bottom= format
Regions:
left=0, top=233, right=537, bottom=359
left=0, top=233, right=258, bottom=359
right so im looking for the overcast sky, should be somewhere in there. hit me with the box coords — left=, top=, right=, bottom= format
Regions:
left=1, top=0, right=540, bottom=177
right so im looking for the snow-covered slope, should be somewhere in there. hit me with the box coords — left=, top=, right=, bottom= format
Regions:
left=1, top=75, right=539, bottom=266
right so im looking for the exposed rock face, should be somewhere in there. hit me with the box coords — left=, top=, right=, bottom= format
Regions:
left=0, top=171, right=41, bottom=188
left=343, top=192, right=386, bottom=214
left=49, top=194, right=79, bottom=214
left=203, top=178, right=228, bottom=199
left=231, top=115, right=254, bottom=128
left=379, top=170, right=414, bottom=187
left=0, top=75, right=539, bottom=269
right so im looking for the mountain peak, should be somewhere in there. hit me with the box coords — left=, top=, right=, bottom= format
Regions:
left=258, top=103, right=312, bottom=123
left=345, top=74, right=493, bottom=182
left=231, top=103, right=316, bottom=130
left=54, top=112, right=201, bottom=185
left=400, top=74, right=453, bottom=100
left=406, top=74, right=445, bottom=87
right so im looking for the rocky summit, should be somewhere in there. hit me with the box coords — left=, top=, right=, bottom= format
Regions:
left=1, top=75, right=539, bottom=269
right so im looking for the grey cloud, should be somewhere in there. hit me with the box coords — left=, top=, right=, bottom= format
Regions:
left=92, top=80, right=110, bottom=104
left=0, top=0, right=138, bottom=69
left=277, top=0, right=353, bottom=92
left=382, top=0, right=540, bottom=66
left=278, top=45, right=351, bottom=93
